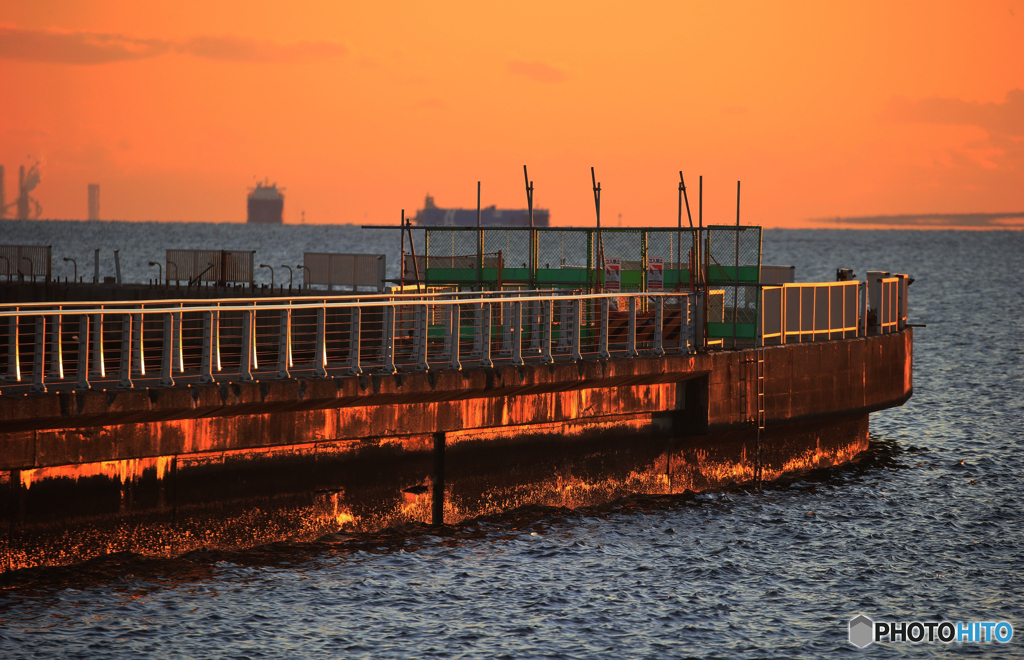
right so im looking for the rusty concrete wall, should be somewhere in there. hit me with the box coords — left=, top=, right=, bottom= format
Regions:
left=0, top=329, right=912, bottom=471
left=0, top=330, right=910, bottom=569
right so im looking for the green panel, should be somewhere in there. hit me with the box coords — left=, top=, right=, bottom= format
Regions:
left=500, top=268, right=531, bottom=282
left=536, top=268, right=589, bottom=283
left=706, top=265, right=760, bottom=283
left=707, top=322, right=757, bottom=339
left=621, top=271, right=644, bottom=286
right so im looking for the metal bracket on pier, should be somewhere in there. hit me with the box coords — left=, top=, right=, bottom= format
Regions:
left=238, top=309, right=254, bottom=382
left=158, top=311, right=174, bottom=386
left=447, top=303, right=462, bottom=371
left=382, top=305, right=397, bottom=374
left=30, top=315, right=46, bottom=393
left=132, top=307, right=146, bottom=377
left=276, top=308, right=292, bottom=379
left=90, top=307, right=105, bottom=378
left=511, top=300, right=524, bottom=366
left=314, top=306, right=328, bottom=378
left=199, top=311, right=215, bottom=383
left=626, top=296, right=638, bottom=358
left=528, top=298, right=542, bottom=355
left=345, top=307, right=363, bottom=374
left=556, top=299, right=570, bottom=352
left=47, top=308, right=64, bottom=380
left=117, top=313, right=134, bottom=388
left=471, top=302, right=494, bottom=368
left=539, top=298, right=553, bottom=364
left=500, top=300, right=513, bottom=357
left=4, top=310, right=20, bottom=382
left=413, top=304, right=429, bottom=371
left=75, top=316, right=91, bottom=390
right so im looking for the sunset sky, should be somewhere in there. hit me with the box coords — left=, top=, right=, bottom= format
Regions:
left=1, top=1, right=1021, bottom=227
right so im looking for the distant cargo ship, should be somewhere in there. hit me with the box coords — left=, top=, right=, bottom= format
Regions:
left=413, top=194, right=549, bottom=227
left=247, top=180, right=284, bottom=224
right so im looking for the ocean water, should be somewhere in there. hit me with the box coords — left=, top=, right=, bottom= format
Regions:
left=1, top=223, right=1023, bottom=658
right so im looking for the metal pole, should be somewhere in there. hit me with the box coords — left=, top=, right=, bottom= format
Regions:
left=477, top=181, right=483, bottom=289
left=680, top=172, right=695, bottom=289
left=528, top=165, right=536, bottom=286
left=405, top=210, right=423, bottom=293
left=677, top=175, right=683, bottom=288
left=732, top=181, right=741, bottom=350
left=400, top=210, right=407, bottom=289
left=700, top=176, right=707, bottom=351
left=591, top=167, right=604, bottom=293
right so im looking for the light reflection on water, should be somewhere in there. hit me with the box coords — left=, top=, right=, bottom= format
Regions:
left=1, top=226, right=1023, bottom=658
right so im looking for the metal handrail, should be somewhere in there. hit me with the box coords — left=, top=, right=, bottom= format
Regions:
left=0, top=289, right=702, bottom=393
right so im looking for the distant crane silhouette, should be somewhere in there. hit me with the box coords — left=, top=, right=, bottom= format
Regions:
left=1, top=162, right=43, bottom=220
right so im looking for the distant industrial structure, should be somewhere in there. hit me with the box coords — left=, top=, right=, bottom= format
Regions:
left=87, top=184, right=100, bottom=220
left=0, top=163, right=42, bottom=220
left=413, top=194, right=550, bottom=227
left=247, top=180, right=284, bottom=224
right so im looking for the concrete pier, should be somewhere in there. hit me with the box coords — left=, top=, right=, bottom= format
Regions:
left=0, top=328, right=911, bottom=570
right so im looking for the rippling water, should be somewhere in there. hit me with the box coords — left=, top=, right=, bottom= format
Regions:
left=1, top=224, right=1022, bottom=658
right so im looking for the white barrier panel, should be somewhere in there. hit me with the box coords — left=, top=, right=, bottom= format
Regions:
left=765, top=280, right=860, bottom=345
left=304, top=253, right=386, bottom=291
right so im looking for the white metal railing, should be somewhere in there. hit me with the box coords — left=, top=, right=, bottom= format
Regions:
left=0, top=290, right=700, bottom=393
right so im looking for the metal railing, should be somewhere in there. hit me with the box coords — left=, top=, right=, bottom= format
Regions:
left=0, top=289, right=700, bottom=393
left=760, top=278, right=907, bottom=346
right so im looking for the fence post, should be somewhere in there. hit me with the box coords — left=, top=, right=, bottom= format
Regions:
left=276, top=308, right=291, bottom=379
left=511, top=300, right=524, bottom=366
left=448, top=303, right=462, bottom=370
left=694, top=291, right=705, bottom=352
left=653, top=296, right=665, bottom=356
left=626, top=296, right=638, bottom=358
left=539, top=298, right=553, bottom=364
left=48, top=308, right=64, bottom=379
left=500, top=300, right=513, bottom=357
left=414, top=304, right=429, bottom=371
left=529, top=299, right=541, bottom=355
left=598, top=297, right=610, bottom=359
left=382, top=305, right=396, bottom=374
left=570, top=298, right=582, bottom=362
left=556, top=299, right=570, bottom=351
left=213, top=304, right=222, bottom=372
left=239, top=309, right=254, bottom=381
left=315, top=306, right=328, bottom=377
left=75, top=315, right=90, bottom=390
left=859, top=281, right=866, bottom=338
left=479, top=302, right=494, bottom=368
left=161, top=312, right=176, bottom=386
left=200, top=310, right=215, bottom=383
left=173, top=305, right=184, bottom=373
left=4, top=311, right=19, bottom=382
left=117, top=313, right=134, bottom=388
left=132, top=307, right=146, bottom=377
left=91, top=307, right=105, bottom=377
left=30, top=315, right=46, bottom=392
left=346, top=307, right=362, bottom=375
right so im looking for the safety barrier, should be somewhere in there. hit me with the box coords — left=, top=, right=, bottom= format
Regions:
left=0, top=289, right=699, bottom=393
left=760, top=278, right=907, bottom=345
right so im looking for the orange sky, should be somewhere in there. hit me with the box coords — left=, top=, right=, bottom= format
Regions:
left=1, top=1, right=1022, bottom=227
